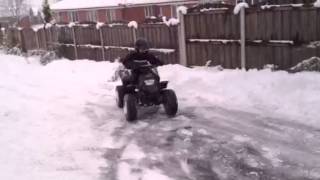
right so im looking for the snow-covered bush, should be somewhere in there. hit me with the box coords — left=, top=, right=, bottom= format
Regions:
left=289, top=57, right=320, bottom=73
left=28, top=49, right=47, bottom=57
left=96, top=22, right=105, bottom=29
left=263, top=64, right=279, bottom=71
left=40, top=51, right=59, bottom=65
left=6, top=46, right=23, bottom=56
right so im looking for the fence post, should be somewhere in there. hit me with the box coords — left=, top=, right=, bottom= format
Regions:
left=35, top=31, right=40, bottom=49
left=99, top=27, right=106, bottom=61
left=71, top=26, right=78, bottom=59
left=19, top=29, right=27, bottom=54
left=240, top=8, right=246, bottom=70
left=178, top=11, right=187, bottom=66
left=48, top=27, right=52, bottom=50
left=132, top=27, right=137, bottom=43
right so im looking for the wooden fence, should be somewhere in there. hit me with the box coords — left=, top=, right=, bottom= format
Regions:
left=5, top=4, right=320, bottom=69
left=184, top=5, right=320, bottom=69
left=6, top=23, right=179, bottom=64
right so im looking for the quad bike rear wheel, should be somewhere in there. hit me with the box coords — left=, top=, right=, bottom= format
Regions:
left=162, top=89, right=178, bottom=117
left=116, top=86, right=125, bottom=108
left=124, top=94, right=138, bottom=122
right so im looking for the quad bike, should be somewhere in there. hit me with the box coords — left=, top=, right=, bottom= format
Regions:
left=115, top=61, right=178, bottom=122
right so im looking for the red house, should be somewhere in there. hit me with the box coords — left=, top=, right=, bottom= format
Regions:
left=51, top=0, right=199, bottom=24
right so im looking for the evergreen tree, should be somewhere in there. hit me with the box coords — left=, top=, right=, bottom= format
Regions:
left=42, top=0, right=52, bottom=24
left=29, top=8, right=34, bottom=17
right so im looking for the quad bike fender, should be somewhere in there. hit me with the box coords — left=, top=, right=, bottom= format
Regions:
left=160, top=81, right=168, bottom=89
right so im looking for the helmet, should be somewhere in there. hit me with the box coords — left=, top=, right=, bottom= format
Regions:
left=135, top=38, right=149, bottom=52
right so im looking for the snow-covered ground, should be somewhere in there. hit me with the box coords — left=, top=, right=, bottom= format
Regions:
left=1, top=53, right=320, bottom=180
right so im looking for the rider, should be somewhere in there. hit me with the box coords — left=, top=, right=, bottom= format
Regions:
left=121, top=38, right=163, bottom=85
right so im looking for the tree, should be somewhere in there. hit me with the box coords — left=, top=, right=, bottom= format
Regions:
left=0, top=0, right=28, bottom=19
left=29, top=8, right=34, bottom=17
left=42, top=0, right=52, bottom=24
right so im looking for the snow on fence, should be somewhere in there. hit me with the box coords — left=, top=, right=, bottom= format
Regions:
left=184, top=4, right=320, bottom=69
left=6, top=23, right=179, bottom=64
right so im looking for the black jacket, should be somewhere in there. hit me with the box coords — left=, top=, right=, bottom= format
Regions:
left=122, top=51, right=163, bottom=69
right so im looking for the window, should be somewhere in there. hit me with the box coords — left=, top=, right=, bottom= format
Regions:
left=87, top=10, right=97, bottom=22
left=144, top=6, right=154, bottom=17
left=54, top=12, right=60, bottom=22
left=159, top=6, right=163, bottom=17
left=69, top=11, right=78, bottom=22
left=107, top=9, right=116, bottom=22
left=171, top=5, right=177, bottom=18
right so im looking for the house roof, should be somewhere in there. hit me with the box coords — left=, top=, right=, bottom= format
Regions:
left=51, top=0, right=196, bottom=11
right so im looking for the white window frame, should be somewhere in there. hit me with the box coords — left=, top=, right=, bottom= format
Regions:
left=87, top=10, right=97, bottom=22
left=69, top=11, right=78, bottom=22
left=159, top=6, right=163, bottom=17
left=171, top=5, right=177, bottom=18
left=54, top=12, right=60, bottom=22
left=144, top=6, right=154, bottom=17
left=107, top=9, right=116, bottom=22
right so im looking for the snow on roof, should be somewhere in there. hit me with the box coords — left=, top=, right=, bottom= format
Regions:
left=51, top=0, right=122, bottom=10
left=315, top=0, right=320, bottom=7
left=52, top=0, right=194, bottom=10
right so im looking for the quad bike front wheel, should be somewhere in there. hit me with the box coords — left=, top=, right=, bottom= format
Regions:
left=124, top=94, right=138, bottom=122
left=162, top=89, right=178, bottom=117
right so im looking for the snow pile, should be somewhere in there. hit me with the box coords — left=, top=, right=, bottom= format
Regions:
left=6, top=46, right=23, bottom=56
left=159, top=64, right=320, bottom=127
left=128, top=21, right=138, bottom=29
left=200, top=7, right=229, bottom=12
left=261, top=4, right=303, bottom=9
left=0, top=54, right=122, bottom=180
left=233, top=2, right=249, bottom=15
left=177, top=6, right=188, bottom=15
left=1, top=53, right=320, bottom=180
left=45, top=23, right=53, bottom=29
left=108, top=23, right=124, bottom=27
left=162, top=17, right=179, bottom=26
left=31, top=24, right=44, bottom=32
left=68, top=22, right=76, bottom=28
left=96, top=22, right=105, bottom=29
left=315, top=0, right=320, bottom=7
left=289, top=57, right=320, bottom=73
left=40, top=51, right=60, bottom=65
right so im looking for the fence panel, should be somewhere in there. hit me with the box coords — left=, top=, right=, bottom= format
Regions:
left=101, top=25, right=134, bottom=47
left=75, top=25, right=100, bottom=45
left=137, top=24, right=178, bottom=49
left=21, top=28, right=37, bottom=50
left=185, top=10, right=240, bottom=40
left=185, top=6, right=320, bottom=69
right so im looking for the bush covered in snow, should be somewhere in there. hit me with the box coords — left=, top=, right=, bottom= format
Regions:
left=263, top=64, right=279, bottom=71
left=28, top=49, right=48, bottom=57
left=6, top=46, right=23, bottom=56
left=40, top=51, right=60, bottom=65
left=289, top=57, right=320, bottom=73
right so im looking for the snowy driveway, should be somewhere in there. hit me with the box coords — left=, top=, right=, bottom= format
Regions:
left=1, top=54, right=320, bottom=180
